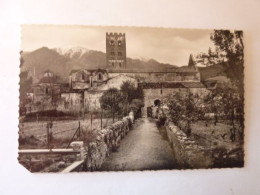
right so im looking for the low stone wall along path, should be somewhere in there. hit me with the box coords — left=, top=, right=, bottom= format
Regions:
left=100, top=118, right=176, bottom=171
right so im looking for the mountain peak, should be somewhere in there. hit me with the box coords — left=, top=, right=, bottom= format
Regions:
left=53, top=46, right=89, bottom=58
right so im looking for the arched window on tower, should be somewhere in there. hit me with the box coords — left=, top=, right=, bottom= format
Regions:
left=110, top=40, right=114, bottom=45
left=118, top=40, right=122, bottom=46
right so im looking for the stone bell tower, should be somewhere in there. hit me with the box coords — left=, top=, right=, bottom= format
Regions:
left=106, top=32, right=127, bottom=69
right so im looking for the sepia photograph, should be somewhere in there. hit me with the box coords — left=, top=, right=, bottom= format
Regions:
left=18, top=25, right=244, bottom=172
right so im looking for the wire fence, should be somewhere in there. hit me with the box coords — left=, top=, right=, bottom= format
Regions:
left=19, top=117, right=114, bottom=143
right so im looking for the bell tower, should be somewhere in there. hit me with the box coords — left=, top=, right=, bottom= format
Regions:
left=106, top=32, right=126, bottom=69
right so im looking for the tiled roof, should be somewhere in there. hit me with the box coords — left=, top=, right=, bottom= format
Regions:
left=38, top=76, right=57, bottom=83
left=107, top=66, right=198, bottom=73
left=181, top=82, right=205, bottom=88
left=88, top=68, right=108, bottom=74
left=138, top=82, right=205, bottom=89
left=70, top=69, right=108, bottom=75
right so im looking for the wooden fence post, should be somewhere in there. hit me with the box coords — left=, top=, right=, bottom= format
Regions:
left=101, top=108, right=103, bottom=130
left=46, top=122, right=49, bottom=149
left=78, top=121, right=81, bottom=139
left=91, top=113, right=93, bottom=131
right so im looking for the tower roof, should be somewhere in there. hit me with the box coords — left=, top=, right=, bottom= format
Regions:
left=188, top=54, right=196, bottom=67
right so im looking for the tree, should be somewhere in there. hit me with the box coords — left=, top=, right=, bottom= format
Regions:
left=203, top=86, right=244, bottom=141
left=196, top=30, right=244, bottom=92
left=164, top=92, right=202, bottom=136
left=20, top=51, right=33, bottom=108
left=120, top=81, right=144, bottom=116
left=196, top=47, right=225, bottom=66
left=211, top=30, right=244, bottom=90
left=19, top=71, right=33, bottom=103
left=99, top=88, right=125, bottom=122
left=120, top=81, right=136, bottom=104
left=218, top=87, right=244, bottom=141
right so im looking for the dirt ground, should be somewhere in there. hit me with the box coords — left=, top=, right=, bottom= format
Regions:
left=190, top=120, right=244, bottom=167
left=19, top=118, right=113, bottom=149
left=190, top=120, right=243, bottom=150
left=100, top=118, right=176, bottom=171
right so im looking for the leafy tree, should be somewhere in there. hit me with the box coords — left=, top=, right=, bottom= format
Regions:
left=196, top=47, right=225, bottom=66
left=218, top=87, right=244, bottom=141
left=203, top=86, right=244, bottom=141
left=164, top=92, right=202, bottom=136
left=120, top=81, right=144, bottom=116
left=20, top=51, right=33, bottom=105
left=211, top=30, right=244, bottom=90
left=120, top=81, right=137, bottom=104
left=99, top=88, right=125, bottom=122
left=196, top=30, right=244, bottom=92
left=19, top=71, right=33, bottom=104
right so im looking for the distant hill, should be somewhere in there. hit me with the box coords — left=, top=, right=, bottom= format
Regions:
left=21, top=47, right=178, bottom=83
left=199, top=64, right=227, bottom=81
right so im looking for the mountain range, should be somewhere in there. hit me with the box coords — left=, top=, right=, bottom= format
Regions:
left=20, top=47, right=178, bottom=83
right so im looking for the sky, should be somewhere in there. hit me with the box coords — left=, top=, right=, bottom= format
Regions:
left=21, top=25, right=214, bottom=66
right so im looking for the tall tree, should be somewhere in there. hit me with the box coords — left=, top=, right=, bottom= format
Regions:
left=120, top=81, right=137, bottom=104
left=196, top=30, right=244, bottom=92
left=164, top=92, right=202, bottom=136
left=120, top=81, right=144, bottom=116
left=99, top=88, right=125, bottom=122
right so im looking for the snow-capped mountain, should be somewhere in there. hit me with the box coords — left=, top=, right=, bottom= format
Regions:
left=53, top=46, right=89, bottom=59
left=21, top=47, right=178, bottom=83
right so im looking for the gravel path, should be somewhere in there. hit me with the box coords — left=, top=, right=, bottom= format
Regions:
left=100, top=118, right=176, bottom=171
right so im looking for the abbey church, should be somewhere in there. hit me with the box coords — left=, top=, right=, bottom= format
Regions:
left=26, top=32, right=207, bottom=116
left=55, top=32, right=207, bottom=116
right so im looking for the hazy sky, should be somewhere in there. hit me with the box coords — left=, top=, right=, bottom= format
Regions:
left=21, top=25, right=214, bottom=66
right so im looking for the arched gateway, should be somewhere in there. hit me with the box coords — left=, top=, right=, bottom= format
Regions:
left=138, top=82, right=207, bottom=117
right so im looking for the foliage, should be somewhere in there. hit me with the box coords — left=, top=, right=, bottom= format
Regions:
left=196, top=30, right=244, bottom=92
left=129, top=99, right=144, bottom=118
left=19, top=70, right=33, bottom=104
left=120, top=81, right=136, bottom=104
left=120, top=81, right=144, bottom=117
left=164, top=92, right=203, bottom=136
left=197, top=47, right=225, bottom=66
left=202, top=86, right=244, bottom=141
left=120, top=81, right=144, bottom=103
left=99, top=88, right=126, bottom=122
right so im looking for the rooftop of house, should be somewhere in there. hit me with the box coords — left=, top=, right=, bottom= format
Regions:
left=69, top=69, right=108, bottom=75
left=138, top=82, right=205, bottom=89
left=106, top=66, right=199, bottom=73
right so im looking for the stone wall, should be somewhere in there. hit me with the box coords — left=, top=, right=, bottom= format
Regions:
left=109, top=72, right=200, bottom=83
left=164, top=119, right=213, bottom=169
left=73, top=112, right=135, bottom=171
left=143, top=87, right=208, bottom=117
left=57, top=92, right=84, bottom=114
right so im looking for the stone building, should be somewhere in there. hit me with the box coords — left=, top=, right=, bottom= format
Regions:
left=106, top=32, right=127, bottom=69
left=25, top=71, right=62, bottom=114
left=69, top=69, right=108, bottom=90
left=139, top=82, right=209, bottom=116
left=57, top=91, right=84, bottom=114
left=57, top=32, right=208, bottom=116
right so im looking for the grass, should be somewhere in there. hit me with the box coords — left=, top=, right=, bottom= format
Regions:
left=19, top=117, right=114, bottom=149
left=190, top=119, right=244, bottom=168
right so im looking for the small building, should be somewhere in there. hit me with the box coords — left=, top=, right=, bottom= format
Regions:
left=69, top=69, right=108, bottom=90
left=31, top=73, right=61, bottom=104
left=57, top=91, right=84, bottom=114
left=139, top=81, right=208, bottom=117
